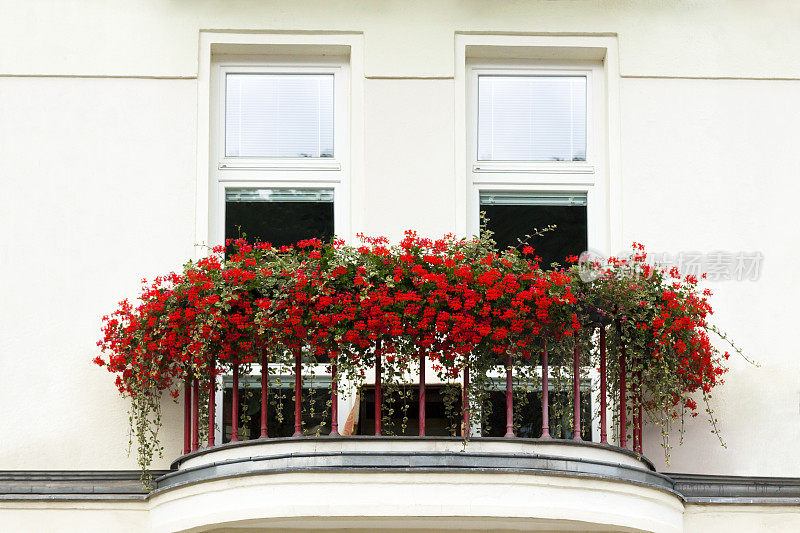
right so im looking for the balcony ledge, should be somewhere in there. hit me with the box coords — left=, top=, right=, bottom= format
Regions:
left=148, top=437, right=683, bottom=533
left=169, top=435, right=657, bottom=472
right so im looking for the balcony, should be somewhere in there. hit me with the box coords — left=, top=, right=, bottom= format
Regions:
left=93, top=237, right=739, bottom=532
left=145, top=328, right=684, bottom=533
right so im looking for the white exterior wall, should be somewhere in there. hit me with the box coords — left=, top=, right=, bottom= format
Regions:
left=1, top=0, right=798, bottom=485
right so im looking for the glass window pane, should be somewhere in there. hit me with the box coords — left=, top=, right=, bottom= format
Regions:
left=226, top=73, right=334, bottom=158
left=358, top=385, right=461, bottom=437
left=482, top=388, right=591, bottom=440
left=225, top=188, right=334, bottom=247
left=478, top=76, right=586, bottom=162
left=222, top=382, right=332, bottom=441
left=480, top=191, right=587, bottom=268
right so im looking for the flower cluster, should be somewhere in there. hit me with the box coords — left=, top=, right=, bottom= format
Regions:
left=95, top=233, right=739, bottom=471
left=97, top=232, right=580, bottom=393
left=572, top=243, right=735, bottom=455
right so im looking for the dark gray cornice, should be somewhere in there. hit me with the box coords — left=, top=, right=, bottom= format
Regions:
left=669, top=472, right=800, bottom=504
left=1, top=462, right=799, bottom=505
left=0, top=470, right=169, bottom=501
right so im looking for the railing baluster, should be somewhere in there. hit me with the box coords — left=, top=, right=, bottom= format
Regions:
left=183, top=375, right=191, bottom=455
left=191, top=377, right=199, bottom=451
left=231, top=363, right=239, bottom=442
left=572, top=337, right=582, bottom=441
left=637, top=370, right=644, bottom=454
left=375, top=341, right=382, bottom=436
left=541, top=338, right=551, bottom=439
left=462, top=365, right=470, bottom=437
left=330, top=361, right=339, bottom=436
left=260, top=354, right=268, bottom=439
left=419, top=352, right=426, bottom=436
left=599, top=326, right=608, bottom=444
left=617, top=320, right=627, bottom=449
left=208, top=360, right=216, bottom=447
left=505, top=353, right=514, bottom=438
left=294, top=348, right=302, bottom=437
left=632, top=377, right=639, bottom=452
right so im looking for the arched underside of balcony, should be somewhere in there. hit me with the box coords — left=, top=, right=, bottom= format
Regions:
left=149, top=437, right=683, bottom=533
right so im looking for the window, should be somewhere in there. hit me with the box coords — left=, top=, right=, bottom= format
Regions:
left=357, top=385, right=462, bottom=437
left=225, top=73, right=334, bottom=158
left=477, top=75, right=586, bottom=162
left=467, top=59, right=604, bottom=263
left=225, top=188, right=334, bottom=247
left=481, top=384, right=592, bottom=440
left=210, top=56, right=349, bottom=247
left=222, top=376, right=332, bottom=441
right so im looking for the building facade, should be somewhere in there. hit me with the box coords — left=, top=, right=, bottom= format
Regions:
left=1, top=1, right=800, bottom=531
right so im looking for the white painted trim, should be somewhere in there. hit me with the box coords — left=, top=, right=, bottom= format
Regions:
left=454, top=34, right=621, bottom=256
left=473, top=162, right=595, bottom=175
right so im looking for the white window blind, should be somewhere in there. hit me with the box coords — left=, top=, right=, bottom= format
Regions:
left=225, top=73, right=334, bottom=158
left=477, top=76, right=586, bottom=162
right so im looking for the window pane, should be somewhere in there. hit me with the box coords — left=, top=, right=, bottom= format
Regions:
left=358, top=385, right=462, bottom=437
left=482, top=388, right=591, bottom=440
left=222, top=382, right=332, bottom=441
left=225, top=73, right=334, bottom=158
left=480, top=191, right=587, bottom=268
left=225, top=188, right=334, bottom=247
left=478, top=76, right=586, bottom=161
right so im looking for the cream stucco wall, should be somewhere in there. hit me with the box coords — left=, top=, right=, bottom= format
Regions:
left=0, top=77, right=194, bottom=469
left=2, top=500, right=797, bottom=533
left=2, top=1, right=800, bottom=79
left=0, top=501, right=148, bottom=532
left=683, top=504, right=800, bottom=532
left=623, top=77, right=800, bottom=475
left=0, top=0, right=798, bottom=485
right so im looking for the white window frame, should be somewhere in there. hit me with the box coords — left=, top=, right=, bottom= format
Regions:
left=209, top=55, right=350, bottom=248
left=466, top=58, right=607, bottom=248
left=214, top=58, right=348, bottom=173
left=469, top=64, right=596, bottom=174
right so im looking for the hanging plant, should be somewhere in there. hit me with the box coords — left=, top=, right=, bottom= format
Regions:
left=95, top=234, right=745, bottom=479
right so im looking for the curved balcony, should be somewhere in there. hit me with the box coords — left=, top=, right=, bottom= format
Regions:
left=150, top=437, right=680, bottom=532
left=149, top=326, right=682, bottom=533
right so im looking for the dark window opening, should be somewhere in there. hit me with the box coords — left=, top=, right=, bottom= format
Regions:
left=225, top=188, right=334, bottom=248
left=222, top=382, right=332, bottom=442
left=480, top=192, right=587, bottom=269
left=357, top=385, right=463, bottom=437
left=481, top=387, right=592, bottom=440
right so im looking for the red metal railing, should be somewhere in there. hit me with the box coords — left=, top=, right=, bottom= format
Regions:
left=183, top=325, right=645, bottom=456
left=419, top=352, right=426, bottom=436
